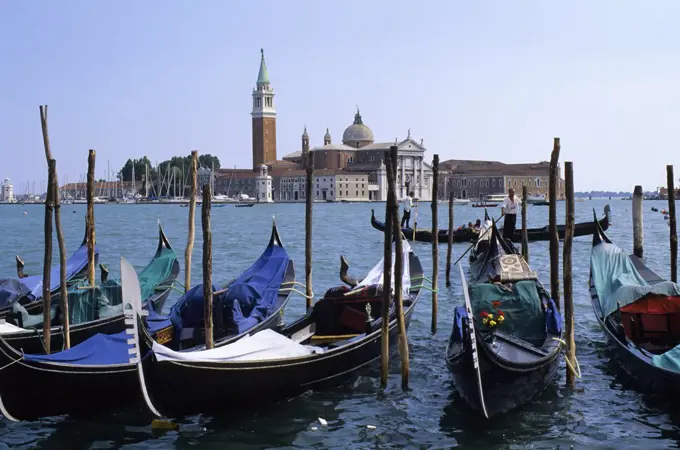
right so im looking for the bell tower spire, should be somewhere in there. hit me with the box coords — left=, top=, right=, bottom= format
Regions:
left=251, top=48, right=277, bottom=170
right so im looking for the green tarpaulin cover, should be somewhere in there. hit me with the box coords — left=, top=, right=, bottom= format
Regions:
left=590, top=242, right=680, bottom=319
left=470, top=280, right=546, bottom=345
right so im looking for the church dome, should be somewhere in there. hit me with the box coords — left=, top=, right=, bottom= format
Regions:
left=342, top=109, right=374, bottom=148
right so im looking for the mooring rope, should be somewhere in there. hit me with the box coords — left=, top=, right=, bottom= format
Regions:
left=552, top=337, right=582, bottom=379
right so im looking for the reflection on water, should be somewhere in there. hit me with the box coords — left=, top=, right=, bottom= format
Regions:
left=0, top=200, right=679, bottom=448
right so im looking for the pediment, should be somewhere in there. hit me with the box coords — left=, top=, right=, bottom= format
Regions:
left=397, top=138, right=426, bottom=152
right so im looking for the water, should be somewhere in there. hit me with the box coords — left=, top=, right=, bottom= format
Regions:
left=0, top=199, right=679, bottom=449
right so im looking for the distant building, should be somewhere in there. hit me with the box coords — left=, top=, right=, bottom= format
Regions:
left=438, top=160, right=565, bottom=200
left=212, top=50, right=434, bottom=202
left=1, top=178, right=14, bottom=203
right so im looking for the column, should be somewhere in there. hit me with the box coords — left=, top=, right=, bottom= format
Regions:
left=400, top=156, right=405, bottom=199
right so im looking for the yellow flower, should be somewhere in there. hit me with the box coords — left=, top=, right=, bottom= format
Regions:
left=482, top=318, right=489, bottom=325
left=487, top=314, right=494, bottom=320
left=489, top=320, right=497, bottom=327
left=498, top=315, right=505, bottom=323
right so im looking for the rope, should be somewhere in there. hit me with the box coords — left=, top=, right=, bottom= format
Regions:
left=552, top=337, right=582, bottom=379
left=411, top=276, right=434, bottom=284
left=0, top=354, right=24, bottom=372
left=279, top=287, right=314, bottom=299
left=410, top=284, right=438, bottom=293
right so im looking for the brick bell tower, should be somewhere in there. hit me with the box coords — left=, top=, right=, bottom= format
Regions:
left=251, top=49, right=277, bottom=170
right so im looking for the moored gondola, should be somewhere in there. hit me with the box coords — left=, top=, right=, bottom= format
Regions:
left=0, top=229, right=98, bottom=319
left=0, top=222, right=295, bottom=421
left=0, top=223, right=180, bottom=354
left=134, top=241, right=423, bottom=418
left=370, top=205, right=611, bottom=244
left=446, top=220, right=563, bottom=417
left=590, top=213, right=680, bottom=396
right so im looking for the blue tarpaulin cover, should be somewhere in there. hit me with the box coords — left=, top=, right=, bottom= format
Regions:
left=23, top=331, right=131, bottom=366
left=0, top=242, right=98, bottom=308
left=591, top=242, right=680, bottom=319
left=168, top=241, right=289, bottom=340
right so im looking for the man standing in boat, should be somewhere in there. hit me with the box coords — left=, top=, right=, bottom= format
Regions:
left=401, top=191, right=415, bottom=228
left=501, top=188, right=520, bottom=239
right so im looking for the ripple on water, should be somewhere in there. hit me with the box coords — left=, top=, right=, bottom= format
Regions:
left=1, top=200, right=680, bottom=449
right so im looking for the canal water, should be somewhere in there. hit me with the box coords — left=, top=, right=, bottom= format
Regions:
left=0, top=199, right=678, bottom=449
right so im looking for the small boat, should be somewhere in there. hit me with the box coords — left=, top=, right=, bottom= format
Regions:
left=235, top=203, right=254, bottom=208
left=0, top=230, right=98, bottom=320
left=370, top=206, right=611, bottom=244
left=472, top=203, right=499, bottom=208
left=532, top=201, right=550, bottom=206
left=134, top=240, right=423, bottom=417
left=0, top=222, right=295, bottom=421
left=590, top=214, right=680, bottom=396
left=651, top=207, right=659, bottom=212
left=446, top=220, right=563, bottom=417
left=0, top=223, right=180, bottom=355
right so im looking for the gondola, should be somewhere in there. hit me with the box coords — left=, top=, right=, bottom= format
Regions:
left=446, top=220, right=563, bottom=417
left=370, top=205, right=611, bottom=244
left=0, top=230, right=98, bottom=320
left=590, top=213, right=680, bottom=396
left=235, top=203, right=254, bottom=208
left=0, top=223, right=180, bottom=355
left=134, top=241, right=423, bottom=418
left=0, top=222, right=294, bottom=421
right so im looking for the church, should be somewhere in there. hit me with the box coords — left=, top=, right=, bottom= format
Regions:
left=215, top=50, right=434, bottom=202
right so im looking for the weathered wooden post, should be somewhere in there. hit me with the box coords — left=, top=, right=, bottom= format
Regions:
left=549, top=138, right=561, bottom=308
left=86, top=149, right=96, bottom=287
left=389, top=145, right=409, bottom=389
left=521, top=185, right=529, bottom=263
left=39, top=105, right=71, bottom=349
left=668, top=166, right=677, bottom=283
left=446, top=192, right=454, bottom=287
left=305, top=151, right=314, bottom=309
left=185, top=150, right=198, bottom=292
left=632, top=185, right=644, bottom=258
left=41, top=159, right=55, bottom=354
left=431, top=154, right=439, bottom=333
left=381, top=150, right=394, bottom=388
left=51, top=166, right=69, bottom=348
left=202, top=184, right=214, bottom=349
left=563, top=161, right=576, bottom=387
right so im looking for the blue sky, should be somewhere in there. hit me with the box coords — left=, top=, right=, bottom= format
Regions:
left=1, top=0, right=678, bottom=193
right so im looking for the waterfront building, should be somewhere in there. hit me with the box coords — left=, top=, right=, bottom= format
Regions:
left=438, top=160, right=565, bottom=200
left=1, top=178, right=15, bottom=203
left=211, top=50, right=434, bottom=202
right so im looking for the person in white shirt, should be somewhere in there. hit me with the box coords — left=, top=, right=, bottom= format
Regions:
left=501, top=188, right=521, bottom=239
left=401, top=191, right=415, bottom=228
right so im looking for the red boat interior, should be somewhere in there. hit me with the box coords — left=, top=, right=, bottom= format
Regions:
left=621, top=294, right=680, bottom=353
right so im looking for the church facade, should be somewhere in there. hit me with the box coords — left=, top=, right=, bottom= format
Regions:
left=215, top=50, right=434, bottom=202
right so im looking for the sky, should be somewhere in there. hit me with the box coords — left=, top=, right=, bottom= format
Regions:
left=1, top=0, right=679, bottom=193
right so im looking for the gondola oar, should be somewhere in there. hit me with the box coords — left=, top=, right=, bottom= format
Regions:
left=452, top=212, right=505, bottom=266
left=458, top=263, right=488, bottom=419
left=412, top=199, right=418, bottom=241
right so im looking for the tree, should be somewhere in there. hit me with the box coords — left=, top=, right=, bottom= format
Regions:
left=119, top=157, right=155, bottom=182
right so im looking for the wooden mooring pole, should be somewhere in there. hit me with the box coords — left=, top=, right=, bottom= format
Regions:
left=86, top=149, right=96, bottom=287
left=381, top=150, right=394, bottom=388
left=549, top=138, right=561, bottom=308
left=305, top=151, right=314, bottom=309
left=41, top=159, right=55, bottom=354
left=389, top=145, right=409, bottom=390
left=563, top=162, right=576, bottom=387
left=39, top=105, right=70, bottom=350
left=52, top=169, right=69, bottom=349
left=431, top=154, right=439, bottom=334
left=185, top=150, right=198, bottom=292
left=202, top=184, right=214, bottom=349
left=667, top=166, right=677, bottom=283
left=632, top=185, right=644, bottom=258
left=521, top=185, right=529, bottom=263
left=445, top=192, right=454, bottom=288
